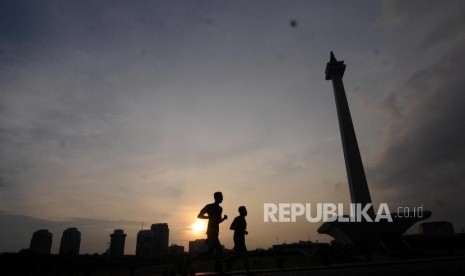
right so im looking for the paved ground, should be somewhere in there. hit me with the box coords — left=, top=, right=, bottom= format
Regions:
left=196, top=256, right=465, bottom=276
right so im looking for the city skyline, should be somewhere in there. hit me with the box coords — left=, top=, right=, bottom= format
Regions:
left=15, top=217, right=463, bottom=257
left=24, top=223, right=215, bottom=255
left=1, top=1, right=465, bottom=254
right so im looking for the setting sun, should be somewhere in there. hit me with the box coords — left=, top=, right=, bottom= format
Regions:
left=192, top=220, right=206, bottom=232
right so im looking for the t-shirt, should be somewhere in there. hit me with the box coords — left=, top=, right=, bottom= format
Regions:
left=230, top=216, right=247, bottom=237
left=200, top=203, right=223, bottom=234
left=230, top=216, right=247, bottom=248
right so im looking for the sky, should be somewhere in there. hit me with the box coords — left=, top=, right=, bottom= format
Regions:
left=1, top=0, right=465, bottom=254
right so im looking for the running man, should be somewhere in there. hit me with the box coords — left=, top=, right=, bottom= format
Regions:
left=227, top=206, right=250, bottom=271
left=198, top=191, right=228, bottom=272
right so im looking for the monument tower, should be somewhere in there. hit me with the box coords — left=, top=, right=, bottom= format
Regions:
left=325, top=51, right=374, bottom=216
left=318, top=52, right=431, bottom=248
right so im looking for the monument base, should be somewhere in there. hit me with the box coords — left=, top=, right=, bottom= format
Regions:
left=318, top=211, right=432, bottom=249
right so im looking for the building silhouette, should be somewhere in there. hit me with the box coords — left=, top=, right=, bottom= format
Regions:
left=136, top=230, right=153, bottom=258
left=59, top=227, right=81, bottom=255
left=109, top=229, right=126, bottom=258
left=30, top=229, right=52, bottom=255
left=151, top=223, right=169, bottom=256
left=135, top=223, right=169, bottom=258
left=169, top=244, right=184, bottom=255
left=189, top=239, right=208, bottom=255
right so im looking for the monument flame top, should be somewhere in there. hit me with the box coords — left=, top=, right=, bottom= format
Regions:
left=325, top=51, right=346, bottom=80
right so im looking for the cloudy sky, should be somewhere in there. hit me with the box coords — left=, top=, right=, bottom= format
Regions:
left=1, top=0, right=465, bottom=254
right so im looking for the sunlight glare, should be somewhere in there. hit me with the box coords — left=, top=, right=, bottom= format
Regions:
left=192, top=220, right=206, bottom=232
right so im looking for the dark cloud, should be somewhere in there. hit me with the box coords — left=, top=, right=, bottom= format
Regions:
left=379, top=0, right=451, bottom=28
left=420, top=5, right=465, bottom=50
left=369, top=30, right=465, bottom=226
left=0, top=211, right=50, bottom=252
left=0, top=1, right=50, bottom=43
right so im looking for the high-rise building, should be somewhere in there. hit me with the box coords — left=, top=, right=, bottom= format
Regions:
left=151, top=223, right=169, bottom=256
left=189, top=239, right=208, bottom=255
left=136, top=230, right=153, bottom=258
left=59, top=227, right=81, bottom=255
left=30, top=229, right=52, bottom=255
left=109, top=229, right=126, bottom=258
left=169, top=244, right=184, bottom=255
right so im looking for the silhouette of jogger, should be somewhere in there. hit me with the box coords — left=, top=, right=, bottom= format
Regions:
left=198, top=191, right=228, bottom=272
left=226, top=206, right=250, bottom=271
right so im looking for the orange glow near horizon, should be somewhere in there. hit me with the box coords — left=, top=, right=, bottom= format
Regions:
left=192, top=220, right=207, bottom=233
